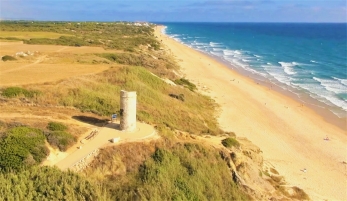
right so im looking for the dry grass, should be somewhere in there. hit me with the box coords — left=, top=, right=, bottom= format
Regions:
left=0, top=63, right=109, bottom=86
left=0, top=31, right=72, bottom=40
left=84, top=142, right=157, bottom=180
left=0, top=41, right=117, bottom=56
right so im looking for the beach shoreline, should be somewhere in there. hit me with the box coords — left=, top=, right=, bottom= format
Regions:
left=211, top=52, right=347, bottom=130
left=155, top=25, right=347, bottom=200
left=161, top=26, right=346, bottom=130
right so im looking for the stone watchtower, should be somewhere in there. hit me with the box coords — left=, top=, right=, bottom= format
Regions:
left=120, top=90, right=137, bottom=132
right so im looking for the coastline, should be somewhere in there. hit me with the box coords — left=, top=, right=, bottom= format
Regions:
left=212, top=53, right=347, bottom=130
left=155, top=25, right=347, bottom=200
left=161, top=26, right=346, bottom=130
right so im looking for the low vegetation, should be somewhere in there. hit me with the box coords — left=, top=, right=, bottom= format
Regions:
left=45, top=122, right=75, bottom=151
left=26, top=36, right=90, bottom=47
left=0, top=166, right=109, bottom=200
left=1, top=87, right=41, bottom=98
left=0, top=31, right=72, bottom=39
left=84, top=141, right=250, bottom=200
left=174, top=78, right=197, bottom=91
left=46, top=121, right=67, bottom=131
left=1, top=55, right=17, bottom=61
left=97, top=52, right=178, bottom=79
left=222, top=137, right=240, bottom=148
left=58, top=66, right=222, bottom=135
left=45, top=131, right=76, bottom=151
left=0, top=126, right=49, bottom=171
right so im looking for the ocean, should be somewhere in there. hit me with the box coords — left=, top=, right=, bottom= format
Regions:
left=161, top=23, right=347, bottom=118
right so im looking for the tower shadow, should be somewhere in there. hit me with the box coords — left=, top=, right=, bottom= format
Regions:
left=72, top=115, right=109, bottom=127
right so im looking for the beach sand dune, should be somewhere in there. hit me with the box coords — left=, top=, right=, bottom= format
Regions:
left=155, top=26, right=347, bottom=201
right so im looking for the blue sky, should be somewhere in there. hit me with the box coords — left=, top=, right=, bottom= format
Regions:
left=0, top=0, right=346, bottom=22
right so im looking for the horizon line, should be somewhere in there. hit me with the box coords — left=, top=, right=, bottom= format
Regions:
left=0, top=19, right=346, bottom=24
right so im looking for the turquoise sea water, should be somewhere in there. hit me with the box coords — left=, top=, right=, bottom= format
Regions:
left=161, top=23, right=347, bottom=118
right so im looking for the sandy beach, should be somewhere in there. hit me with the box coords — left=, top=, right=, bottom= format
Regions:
left=155, top=26, right=347, bottom=200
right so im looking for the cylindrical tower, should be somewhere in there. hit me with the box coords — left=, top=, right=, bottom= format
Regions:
left=120, top=90, right=137, bottom=132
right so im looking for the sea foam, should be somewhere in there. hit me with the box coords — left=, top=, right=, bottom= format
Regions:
left=313, top=77, right=347, bottom=94
left=333, top=77, right=347, bottom=87
left=278, top=62, right=297, bottom=75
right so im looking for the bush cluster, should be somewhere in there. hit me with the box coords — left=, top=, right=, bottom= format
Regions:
left=26, top=36, right=90, bottom=47
left=222, top=137, right=240, bottom=148
left=1, top=55, right=16, bottom=61
left=45, top=122, right=75, bottom=151
left=0, top=166, right=109, bottom=200
left=174, top=78, right=197, bottom=91
left=46, top=131, right=76, bottom=152
left=46, top=122, right=67, bottom=131
left=0, top=127, right=49, bottom=171
left=1, top=87, right=41, bottom=98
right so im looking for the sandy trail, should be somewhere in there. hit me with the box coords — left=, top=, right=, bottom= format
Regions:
left=155, top=26, right=347, bottom=201
left=0, top=56, right=46, bottom=74
left=55, top=122, right=157, bottom=170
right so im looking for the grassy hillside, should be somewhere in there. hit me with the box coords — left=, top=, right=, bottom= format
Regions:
left=0, top=21, right=250, bottom=200
left=84, top=141, right=250, bottom=200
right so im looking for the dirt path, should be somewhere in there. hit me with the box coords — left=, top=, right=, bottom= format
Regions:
left=55, top=122, right=157, bottom=171
left=0, top=56, right=46, bottom=74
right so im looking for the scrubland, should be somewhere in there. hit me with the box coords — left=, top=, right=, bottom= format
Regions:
left=0, top=21, right=308, bottom=200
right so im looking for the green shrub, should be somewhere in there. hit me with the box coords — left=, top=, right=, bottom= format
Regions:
left=1, top=55, right=16, bottom=61
left=0, top=126, right=48, bottom=171
left=174, top=78, right=197, bottom=91
left=1, top=87, right=41, bottom=98
left=98, top=53, right=144, bottom=66
left=0, top=166, right=109, bottom=200
left=222, top=137, right=240, bottom=148
left=2, top=87, right=22, bottom=97
left=105, top=143, right=249, bottom=200
left=0, top=37, right=23, bottom=41
left=25, top=36, right=89, bottom=47
left=47, top=122, right=67, bottom=131
left=46, top=131, right=76, bottom=151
